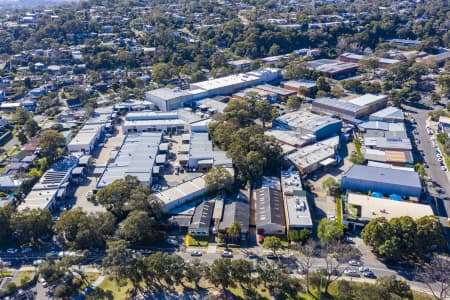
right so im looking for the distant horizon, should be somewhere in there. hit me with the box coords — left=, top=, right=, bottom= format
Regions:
left=0, top=0, right=77, bottom=10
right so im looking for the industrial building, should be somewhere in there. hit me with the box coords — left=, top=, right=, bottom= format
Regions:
left=255, top=177, right=286, bottom=235
left=188, top=200, right=215, bottom=237
left=68, top=123, right=104, bottom=153
left=287, top=136, right=340, bottom=174
left=18, top=156, right=78, bottom=211
left=346, top=193, right=433, bottom=224
left=273, top=111, right=342, bottom=140
left=281, top=169, right=312, bottom=231
left=155, top=175, right=207, bottom=211
left=187, top=132, right=213, bottom=171
left=312, top=94, right=388, bottom=122
left=67, top=108, right=114, bottom=154
left=339, top=52, right=400, bottom=69
left=369, top=107, right=404, bottom=123
left=439, top=116, right=450, bottom=138
left=341, top=165, right=422, bottom=198
left=359, top=121, right=407, bottom=138
left=219, top=201, right=250, bottom=237
left=146, top=68, right=281, bottom=111
left=282, top=79, right=317, bottom=97
left=363, top=137, right=412, bottom=151
left=363, top=148, right=413, bottom=166
left=97, top=132, right=162, bottom=188
left=306, top=59, right=359, bottom=79
left=145, top=88, right=194, bottom=112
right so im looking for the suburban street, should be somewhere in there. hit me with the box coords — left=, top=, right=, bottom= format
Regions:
left=405, top=103, right=450, bottom=229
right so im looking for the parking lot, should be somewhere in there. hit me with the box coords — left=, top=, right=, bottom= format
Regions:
left=71, top=126, right=125, bottom=213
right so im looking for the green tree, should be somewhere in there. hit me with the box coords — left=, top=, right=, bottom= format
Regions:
left=184, top=259, right=208, bottom=288
left=262, top=236, right=282, bottom=255
left=17, top=131, right=28, bottom=145
left=24, top=119, right=39, bottom=137
left=255, top=99, right=273, bottom=127
left=322, top=177, right=341, bottom=197
left=226, top=221, right=242, bottom=243
left=10, top=208, right=53, bottom=245
left=102, top=240, right=143, bottom=288
left=377, top=275, right=413, bottom=299
left=13, top=107, right=31, bottom=125
left=289, top=228, right=311, bottom=244
left=317, top=218, right=344, bottom=243
left=231, top=259, right=253, bottom=289
left=286, top=95, right=301, bottom=110
left=208, top=258, right=234, bottom=291
left=55, top=209, right=116, bottom=250
left=119, top=210, right=159, bottom=245
left=38, top=130, right=66, bottom=163
left=152, top=63, right=174, bottom=84
left=438, top=74, right=450, bottom=95
left=204, top=166, right=234, bottom=194
left=316, top=77, right=330, bottom=93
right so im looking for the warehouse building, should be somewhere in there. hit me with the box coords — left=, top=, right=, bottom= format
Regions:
left=369, top=107, right=404, bottom=123
left=282, top=79, right=317, bottom=96
left=188, top=200, right=215, bottom=237
left=272, top=111, right=342, bottom=140
left=281, top=169, right=312, bottom=231
left=346, top=193, right=433, bottom=224
left=359, top=121, right=407, bottom=138
left=312, top=94, right=388, bottom=122
left=19, top=156, right=78, bottom=211
left=339, top=52, right=400, bottom=69
left=145, top=88, right=194, bottom=112
left=146, top=68, right=281, bottom=111
left=219, top=201, right=250, bottom=238
left=97, top=132, right=162, bottom=188
left=67, top=123, right=104, bottom=154
left=187, top=132, right=213, bottom=171
left=255, top=177, right=286, bottom=235
left=155, top=175, right=207, bottom=211
left=307, top=59, right=359, bottom=79
left=363, top=136, right=412, bottom=151
left=341, top=165, right=422, bottom=198
left=287, top=136, right=340, bottom=174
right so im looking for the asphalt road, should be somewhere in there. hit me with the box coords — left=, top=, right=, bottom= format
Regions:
left=406, top=105, right=450, bottom=222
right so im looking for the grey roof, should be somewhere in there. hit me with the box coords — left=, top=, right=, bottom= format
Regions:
left=189, top=200, right=215, bottom=230
left=364, top=137, right=412, bottom=150
left=285, top=191, right=313, bottom=228
left=97, top=132, right=161, bottom=188
left=146, top=88, right=191, bottom=100
left=189, top=132, right=213, bottom=161
left=256, top=84, right=295, bottom=96
left=369, top=106, right=404, bottom=122
left=255, top=187, right=285, bottom=227
left=274, top=110, right=342, bottom=133
left=314, top=97, right=362, bottom=113
left=219, top=201, right=250, bottom=233
left=341, top=165, right=422, bottom=196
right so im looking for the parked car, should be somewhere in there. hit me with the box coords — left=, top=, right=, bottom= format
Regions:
left=221, top=250, right=233, bottom=258
left=344, top=269, right=360, bottom=277
left=362, top=270, right=376, bottom=278
left=266, top=253, right=278, bottom=260
left=190, top=251, right=202, bottom=257
left=21, top=247, right=32, bottom=254
left=348, top=259, right=361, bottom=266
left=6, top=248, right=18, bottom=254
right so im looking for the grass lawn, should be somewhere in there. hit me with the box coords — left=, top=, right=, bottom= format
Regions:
left=0, top=271, right=12, bottom=278
left=185, top=234, right=209, bottom=247
left=228, top=284, right=272, bottom=300
left=98, top=276, right=132, bottom=300
left=12, top=270, right=35, bottom=285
